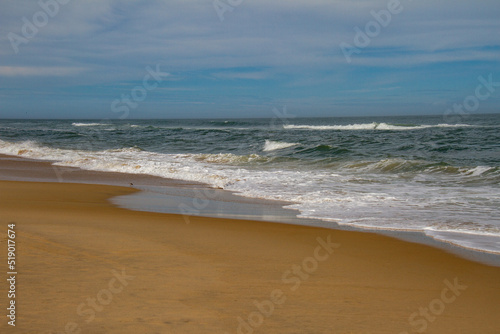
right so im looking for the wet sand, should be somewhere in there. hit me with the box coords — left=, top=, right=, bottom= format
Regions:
left=0, top=157, right=500, bottom=333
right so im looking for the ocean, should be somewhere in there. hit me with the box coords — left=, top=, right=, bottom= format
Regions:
left=1, top=114, right=499, bottom=254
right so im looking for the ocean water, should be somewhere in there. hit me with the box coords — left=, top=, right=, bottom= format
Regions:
left=0, top=114, right=499, bottom=254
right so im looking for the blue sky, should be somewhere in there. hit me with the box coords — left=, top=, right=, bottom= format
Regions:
left=0, top=0, right=499, bottom=119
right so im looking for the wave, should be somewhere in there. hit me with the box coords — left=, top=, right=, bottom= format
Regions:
left=102, top=147, right=143, bottom=153
left=425, top=224, right=500, bottom=237
left=72, top=122, right=106, bottom=127
left=1, top=139, right=496, bottom=180
left=1, top=137, right=499, bottom=255
left=284, top=123, right=473, bottom=131
left=0, top=139, right=42, bottom=157
left=193, top=153, right=269, bottom=165
left=209, top=120, right=239, bottom=126
left=462, top=166, right=497, bottom=177
left=424, top=228, right=500, bottom=254
left=330, top=158, right=499, bottom=180
left=124, top=125, right=244, bottom=132
left=263, top=140, right=299, bottom=152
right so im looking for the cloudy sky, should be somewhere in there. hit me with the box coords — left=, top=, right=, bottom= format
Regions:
left=1, top=0, right=499, bottom=119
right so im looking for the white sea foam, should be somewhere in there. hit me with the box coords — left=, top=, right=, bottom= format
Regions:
left=263, top=140, right=299, bottom=152
left=284, top=123, right=378, bottom=130
left=463, top=166, right=496, bottom=177
left=0, top=139, right=52, bottom=158
left=283, top=123, right=473, bottom=131
left=72, top=122, right=106, bottom=127
left=424, top=229, right=500, bottom=254
left=0, top=138, right=498, bottom=255
left=193, top=153, right=264, bottom=164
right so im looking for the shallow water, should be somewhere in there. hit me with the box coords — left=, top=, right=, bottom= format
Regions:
left=1, top=114, right=499, bottom=254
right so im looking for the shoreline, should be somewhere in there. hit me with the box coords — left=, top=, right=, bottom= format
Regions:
left=1, top=153, right=499, bottom=267
left=1, top=180, right=500, bottom=332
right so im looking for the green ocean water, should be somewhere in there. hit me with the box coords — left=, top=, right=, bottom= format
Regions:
left=1, top=113, right=499, bottom=253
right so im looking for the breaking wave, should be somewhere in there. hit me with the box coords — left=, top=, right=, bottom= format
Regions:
left=283, top=123, right=473, bottom=131
left=263, top=140, right=299, bottom=152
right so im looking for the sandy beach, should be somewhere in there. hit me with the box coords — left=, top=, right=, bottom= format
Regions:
left=1, top=157, right=500, bottom=333
left=3, top=0, right=499, bottom=332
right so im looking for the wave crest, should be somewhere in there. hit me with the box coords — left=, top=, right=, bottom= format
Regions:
left=263, top=140, right=299, bottom=152
left=193, top=153, right=267, bottom=164
left=72, top=122, right=106, bottom=127
left=284, top=123, right=472, bottom=131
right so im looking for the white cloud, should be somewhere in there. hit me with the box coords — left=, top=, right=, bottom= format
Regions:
left=0, top=0, right=498, bottom=117
left=2, top=0, right=498, bottom=75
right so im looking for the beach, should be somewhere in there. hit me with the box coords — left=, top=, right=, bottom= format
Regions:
left=1, top=116, right=499, bottom=254
left=3, top=0, right=499, bottom=332
left=1, top=156, right=500, bottom=333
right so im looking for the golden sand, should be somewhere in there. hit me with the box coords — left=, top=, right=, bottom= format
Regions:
left=0, top=179, right=499, bottom=333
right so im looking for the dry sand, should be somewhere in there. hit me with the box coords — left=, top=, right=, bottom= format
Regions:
left=0, top=168, right=499, bottom=333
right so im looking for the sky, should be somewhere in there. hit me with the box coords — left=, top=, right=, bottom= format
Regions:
left=0, top=0, right=499, bottom=119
